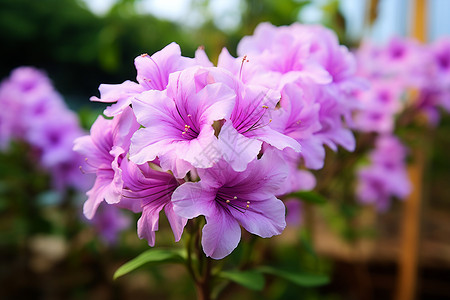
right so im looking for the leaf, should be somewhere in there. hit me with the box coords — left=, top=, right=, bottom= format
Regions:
left=300, top=233, right=318, bottom=260
left=258, top=266, right=329, bottom=287
left=113, top=249, right=186, bottom=280
left=218, top=270, right=265, bottom=291
left=287, top=191, right=327, bottom=205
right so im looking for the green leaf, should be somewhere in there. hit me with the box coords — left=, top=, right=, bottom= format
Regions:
left=218, top=270, right=265, bottom=291
left=258, top=266, right=329, bottom=287
left=113, top=249, right=186, bottom=280
left=287, top=191, right=327, bottom=205
left=300, top=233, right=318, bottom=260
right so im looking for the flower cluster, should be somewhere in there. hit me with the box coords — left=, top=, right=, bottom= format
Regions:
left=354, top=36, right=450, bottom=132
left=0, top=67, right=88, bottom=191
left=354, top=37, right=450, bottom=210
left=74, top=23, right=360, bottom=259
left=356, top=135, right=411, bottom=211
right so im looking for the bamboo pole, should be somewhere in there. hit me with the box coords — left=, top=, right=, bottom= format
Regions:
left=395, top=149, right=425, bottom=300
left=395, top=1, right=427, bottom=299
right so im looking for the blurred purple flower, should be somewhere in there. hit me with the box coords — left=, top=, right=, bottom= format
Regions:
left=90, top=203, right=131, bottom=245
left=356, top=135, right=411, bottom=211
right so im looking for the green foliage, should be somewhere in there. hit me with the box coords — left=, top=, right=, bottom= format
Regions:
left=259, top=266, right=330, bottom=287
left=113, top=248, right=187, bottom=279
left=218, top=270, right=265, bottom=291
left=287, top=190, right=327, bottom=205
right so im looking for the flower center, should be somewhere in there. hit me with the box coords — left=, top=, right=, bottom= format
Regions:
left=233, top=103, right=273, bottom=135
left=178, top=113, right=200, bottom=140
left=215, top=191, right=250, bottom=213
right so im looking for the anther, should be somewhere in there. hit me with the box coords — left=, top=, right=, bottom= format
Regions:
left=140, top=53, right=149, bottom=57
left=226, top=200, right=230, bottom=204
left=262, top=105, right=269, bottom=109
left=233, top=196, right=237, bottom=200
left=187, top=114, right=192, bottom=118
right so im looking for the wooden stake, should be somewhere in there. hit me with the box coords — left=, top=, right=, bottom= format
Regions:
left=395, top=2, right=427, bottom=299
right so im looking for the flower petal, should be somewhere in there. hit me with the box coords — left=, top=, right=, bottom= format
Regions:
left=164, top=202, right=187, bottom=242
left=218, top=121, right=262, bottom=172
left=231, top=193, right=286, bottom=238
left=172, top=182, right=217, bottom=219
left=202, top=209, right=241, bottom=259
left=137, top=203, right=166, bottom=247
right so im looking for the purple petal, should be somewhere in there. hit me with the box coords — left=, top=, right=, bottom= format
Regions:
left=202, top=210, right=241, bottom=259
left=137, top=203, right=166, bottom=247
left=164, top=202, right=187, bottom=242
left=172, top=182, right=217, bottom=219
left=230, top=193, right=286, bottom=238
left=218, top=121, right=262, bottom=171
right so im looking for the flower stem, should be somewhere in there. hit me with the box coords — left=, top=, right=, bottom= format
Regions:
left=185, top=219, right=213, bottom=300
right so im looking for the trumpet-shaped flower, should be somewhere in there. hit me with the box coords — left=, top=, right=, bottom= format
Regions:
left=91, top=43, right=200, bottom=116
left=119, top=159, right=186, bottom=246
left=73, top=107, right=140, bottom=219
left=130, top=66, right=236, bottom=177
left=172, top=150, right=287, bottom=259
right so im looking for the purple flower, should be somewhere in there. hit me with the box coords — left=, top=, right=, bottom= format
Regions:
left=217, top=74, right=301, bottom=171
left=285, top=199, right=303, bottom=227
left=91, top=43, right=208, bottom=117
left=73, top=106, right=140, bottom=219
left=0, top=66, right=91, bottom=192
left=270, top=83, right=323, bottom=169
left=228, top=23, right=358, bottom=167
left=236, top=22, right=332, bottom=86
left=119, top=159, right=186, bottom=246
left=313, top=89, right=356, bottom=152
left=27, top=110, right=83, bottom=167
left=0, top=67, right=53, bottom=148
left=172, top=150, right=288, bottom=259
left=130, top=66, right=236, bottom=178
left=356, top=135, right=411, bottom=211
left=90, top=203, right=131, bottom=245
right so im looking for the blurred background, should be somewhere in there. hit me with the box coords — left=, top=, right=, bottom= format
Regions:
left=1, top=0, right=450, bottom=299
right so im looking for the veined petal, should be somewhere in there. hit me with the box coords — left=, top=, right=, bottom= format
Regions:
left=254, top=126, right=301, bottom=152
left=135, top=43, right=190, bottom=91
left=112, top=106, right=140, bottom=150
left=202, top=210, right=241, bottom=259
left=218, top=121, right=262, bottom=172
left=194, top=46, right=214, bottom=67
left=164, top=202, right=187, bottom=242
left=231, top=193, right=286, bottom=238
left=175, top=127, right=220, bottom=169
left=129, top=126, right=178, bottom=164
left=132, top=89, right=175, bottom=128
left=90, top=81, right=144, bottom=117
left=137, top=203, right=166, bottom=247
left=197, top=82, right=236, bottom=123
left=172, top=182, right=217, bottom=219
left=83, top=169, right=115, bottom=219
left=300, top=137, right=326, bottom=170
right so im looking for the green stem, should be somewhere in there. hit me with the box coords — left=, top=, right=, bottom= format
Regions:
left=184, top=219, right=213, bottom=300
